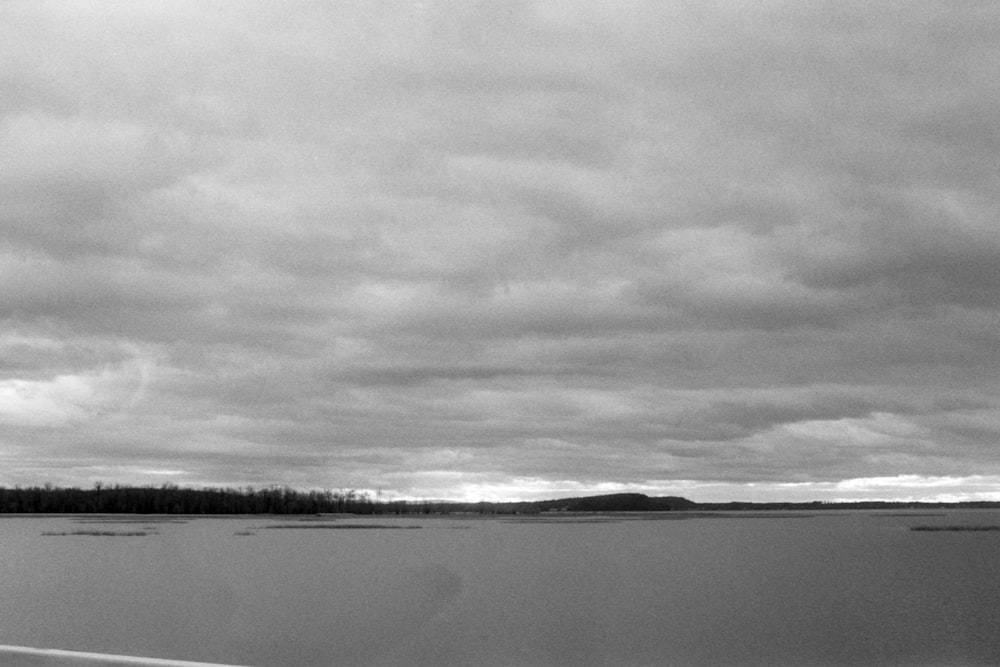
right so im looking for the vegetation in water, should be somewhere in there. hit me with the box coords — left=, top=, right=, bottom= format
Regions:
left=910, top=525, right=1000, bottom=532
left=41, top=530, right=154, bottom=537
left=263, top=524, right=421, bottom=530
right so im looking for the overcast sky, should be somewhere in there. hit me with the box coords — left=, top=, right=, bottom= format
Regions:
left=2, top=1, right=999, bottom=502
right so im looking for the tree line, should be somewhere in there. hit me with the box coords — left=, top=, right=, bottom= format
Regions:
left=0, top=487, right=697, bottom=515
left=16, top=486, right=983, bottom=515
left=0, top=484, right=391, bottom=515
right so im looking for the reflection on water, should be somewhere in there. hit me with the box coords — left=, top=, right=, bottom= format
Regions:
left=2, top=511, right=1000, bottom=666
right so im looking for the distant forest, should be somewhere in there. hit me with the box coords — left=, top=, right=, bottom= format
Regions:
left=1, top=486, right=998, bottom=515
left=0, top=486, right=697, bottom=515
left=0, top=484, right=384, bottom=515
left=0, top=485, right=690, bottom=515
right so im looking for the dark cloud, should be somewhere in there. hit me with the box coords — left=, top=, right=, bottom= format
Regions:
left=2, top=2, right=1000, bottom=501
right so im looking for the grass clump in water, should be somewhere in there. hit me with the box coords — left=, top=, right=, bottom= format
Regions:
left=264, top=524, right=421, bottom=530
left=910, top=525, right=1000, bottom=532
left=42, top=530, right=155, bottom=537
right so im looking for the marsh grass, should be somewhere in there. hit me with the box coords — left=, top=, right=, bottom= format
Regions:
left=42, top=530, right=156, bottom=537
left=503, top=512, right=816, bottom=524
left=72, top=518, right=187, bottom=524
left=910, top=525, right=1000, bottom=532
left=503, top=517, right=625, bottom=524
left=702, top=513, right=817, bottom=519
left=263, top=524, right=421, bottom=530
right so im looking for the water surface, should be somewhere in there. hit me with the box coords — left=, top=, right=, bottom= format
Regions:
left=2, top=510, right=999, bottom=666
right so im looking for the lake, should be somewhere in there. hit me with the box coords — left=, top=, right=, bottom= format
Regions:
left=2, top=510, right=1000, bottom=666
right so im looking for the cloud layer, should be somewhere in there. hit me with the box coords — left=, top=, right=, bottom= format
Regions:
left=3, top=1, right=1000, bottom=501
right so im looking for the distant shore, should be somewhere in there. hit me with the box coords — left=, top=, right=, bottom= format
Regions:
left=2, top=486, right=999, bottom=515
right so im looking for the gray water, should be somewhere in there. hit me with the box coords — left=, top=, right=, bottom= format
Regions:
left=2, top=511, right=1000, bottom=666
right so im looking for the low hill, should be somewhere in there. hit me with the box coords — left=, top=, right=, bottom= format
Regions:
left=530, top=493, right=697, bottom=512
left=405, top=492, right=698, bottom=514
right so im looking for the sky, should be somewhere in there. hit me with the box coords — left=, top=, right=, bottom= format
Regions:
left=2, top=1, right=1000, bottom=503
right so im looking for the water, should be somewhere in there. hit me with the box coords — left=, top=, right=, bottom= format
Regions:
left=2, top=511, right=1000, bottom=666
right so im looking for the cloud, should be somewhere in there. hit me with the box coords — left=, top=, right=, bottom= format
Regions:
left=0, top=375, right=93, bottom=426
left=2, top=2, right=1000, bottom=500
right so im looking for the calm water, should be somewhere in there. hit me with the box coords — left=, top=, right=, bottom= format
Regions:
left=2, top=510, right=1000, bottom=666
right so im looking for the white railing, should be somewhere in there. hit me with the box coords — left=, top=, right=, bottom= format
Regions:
left=0, top=645, right=248, bottom=666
